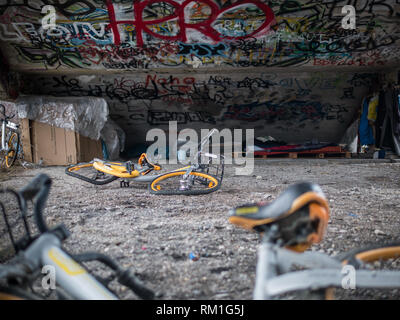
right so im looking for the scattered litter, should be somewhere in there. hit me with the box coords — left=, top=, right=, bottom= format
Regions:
left=374, top=229, right=385, bottom=236
left=256, top=176, right=262, bottom=180
left=347, top=213, right=358, bottom=218
left=20, top=160, right=42, bottom=169
left=256, top=136, right=277, bottom=143
left=189, top=252, right=199, bottom=261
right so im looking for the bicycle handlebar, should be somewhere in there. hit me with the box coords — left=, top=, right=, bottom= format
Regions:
left=117, top=268, right=155, bottom=300
left=19, top=174, right=52, bottom=233
left=0, top=262, right=29, bottom=280
left=73, top=251, right=155, bottom=299
left=3, top=175, right=156, bottom=300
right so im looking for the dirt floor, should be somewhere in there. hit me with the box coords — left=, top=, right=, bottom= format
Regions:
left=1, top=158, right=400, bottom=300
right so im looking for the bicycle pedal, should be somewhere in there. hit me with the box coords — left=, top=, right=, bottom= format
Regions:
left=120, top=180, right=130, bottom=188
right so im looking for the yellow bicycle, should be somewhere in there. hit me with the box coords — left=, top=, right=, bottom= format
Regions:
left=66, top=129, right=224, bottom=195
left=65, top=153, right=160, bottom=186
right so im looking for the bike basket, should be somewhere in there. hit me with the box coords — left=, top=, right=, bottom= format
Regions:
left=198, top=152, right=225, bottom=183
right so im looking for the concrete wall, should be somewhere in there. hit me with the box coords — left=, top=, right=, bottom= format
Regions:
left=21, top=70, right=376, bottom=147
left=1, top=0, right=399, bottom=147
left=0, top=49, right=8, bottom=99
left=0, top=85, right=7, bottom=100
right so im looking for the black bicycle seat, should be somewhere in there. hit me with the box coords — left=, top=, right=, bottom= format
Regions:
left=229, top=182, right=329, bottom=232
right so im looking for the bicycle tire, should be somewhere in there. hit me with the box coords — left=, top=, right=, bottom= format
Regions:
left=274, top=241, right=400, bottom=300
left=337, top=242, right=400, bottom=265
left=0, top=285, right=42, bottom=300
left=326, top=242, right=400, bottom=300
left=65, top=163, right=119, bottom=185
left=5, top=131, right=19, bottom=168
left=149, top=170, right=221, bottom=195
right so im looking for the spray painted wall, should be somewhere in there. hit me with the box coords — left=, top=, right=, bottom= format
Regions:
left=0, top=0, right=399, bottom=147
left=0, top=0, right=399, bottom=70
left=21, top=70, right=377, bottom=146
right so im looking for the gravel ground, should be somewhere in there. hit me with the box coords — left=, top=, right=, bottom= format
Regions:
left=1, top=159, right=400, bottom=300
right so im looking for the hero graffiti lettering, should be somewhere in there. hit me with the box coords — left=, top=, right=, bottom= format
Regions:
left=105, top=0, right=276, bottom=47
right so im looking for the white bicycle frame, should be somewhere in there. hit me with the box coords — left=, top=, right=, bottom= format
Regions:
left=21, top=232, right=118, bottom=300
left=1, top=173, right=155, bottom=300
left=254, top=238, right=400, bottom=299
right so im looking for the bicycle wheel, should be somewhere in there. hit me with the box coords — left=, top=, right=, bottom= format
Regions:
left=330, top=242, right=400, bottom=300
left=337, top=242, right=400, bottom=266
left=149, top=170, right=220, bottom=195
left=65, top=162, right=119, bottom=185
left=5, top=131, right=19, bottom=168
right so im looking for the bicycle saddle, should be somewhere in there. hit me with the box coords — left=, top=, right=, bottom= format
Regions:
left=138, top=153, right=161, bottom=173
left=229, top=182, right=330, bottom=251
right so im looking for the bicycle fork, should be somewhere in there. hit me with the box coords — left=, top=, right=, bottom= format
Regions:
left=179, top=166, right=197, bottom=191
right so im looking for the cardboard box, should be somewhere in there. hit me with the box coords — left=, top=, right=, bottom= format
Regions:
left=20, top=119, right=103, bottom=165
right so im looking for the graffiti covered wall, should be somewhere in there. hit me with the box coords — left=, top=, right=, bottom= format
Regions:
left=1, top=1, right=399, bottom=146
left=21, top=70, right=377, bottom=146
left=0, top=0, right=399, bottom=70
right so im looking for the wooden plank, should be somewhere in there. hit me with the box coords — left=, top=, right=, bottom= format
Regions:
left=19, top=118, right=32, bottom=162
left=76, top=132, right=102, bottom=162
left=253, top=152, right=350, bottom=159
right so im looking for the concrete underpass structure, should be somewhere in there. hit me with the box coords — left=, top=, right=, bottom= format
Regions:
left=0, top=0, right=399, bottom=149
